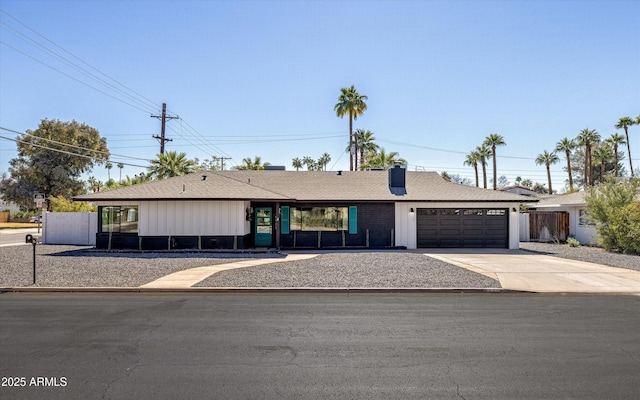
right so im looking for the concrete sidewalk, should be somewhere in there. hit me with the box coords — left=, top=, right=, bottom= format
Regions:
left=424, top=249, right=640, bottom=294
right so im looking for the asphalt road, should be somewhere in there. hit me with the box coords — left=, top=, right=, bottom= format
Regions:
left=0, top=228, right=39, bottom=247
left=1, top=293, right=639, bottom=400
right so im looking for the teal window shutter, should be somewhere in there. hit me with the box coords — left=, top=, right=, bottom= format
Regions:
left=348, top=206, right=357, bottom=234
left=281, top=206, right=290, bottom=234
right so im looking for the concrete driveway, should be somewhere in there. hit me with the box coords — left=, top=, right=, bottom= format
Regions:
left=424, top=249, right=640, bottom=294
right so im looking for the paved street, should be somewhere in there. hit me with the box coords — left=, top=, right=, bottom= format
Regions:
left=0, top=228, right=39, bottom=247
left=1, top=293, right=639, bottom=399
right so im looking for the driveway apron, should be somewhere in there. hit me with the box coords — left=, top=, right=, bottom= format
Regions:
left=423, top=249, right=640, bottom=294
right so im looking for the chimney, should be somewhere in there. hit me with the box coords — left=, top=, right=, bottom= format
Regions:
left=388, top=164, right=407, bottom=195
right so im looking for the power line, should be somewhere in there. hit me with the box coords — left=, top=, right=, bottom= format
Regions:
left=0, top=126, right=150, bottom=162
left=0, top=134, right=148, bottom=168
left=0, top=9, right=158, bottom=113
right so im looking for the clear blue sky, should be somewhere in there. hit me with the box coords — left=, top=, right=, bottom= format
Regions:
left=1, top=0, right=638, bottom=192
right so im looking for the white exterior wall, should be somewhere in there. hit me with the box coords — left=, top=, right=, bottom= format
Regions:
left=94, top=200, right=251, bottom=237
left=137, top=200, right=250, bottom=236
left=42, top=212, right=97, bottom=245
left=395, top=202, right=521, bottom=250
left=531, top=205, right=597, bottom=245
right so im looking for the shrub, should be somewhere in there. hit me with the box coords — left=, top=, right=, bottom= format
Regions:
left=566, top=237, right=581, bottom=248
left=585, top=178, right=640, bottom=254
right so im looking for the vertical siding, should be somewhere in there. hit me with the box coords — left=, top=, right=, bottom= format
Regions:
left=138, top=200, right=248, bottom=236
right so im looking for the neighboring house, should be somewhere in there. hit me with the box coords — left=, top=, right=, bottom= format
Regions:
left=498, top=185, right=538, bottom=198
left=75, top=166, right=532, bottom=250
left=531, top=191, right=597, bottom=245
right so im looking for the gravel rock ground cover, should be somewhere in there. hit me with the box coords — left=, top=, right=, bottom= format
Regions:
left=519, top=242, right=640, bottom=272
left=196, top=252, right=501, bottom=288
left=0, top=245, right=256, bottom=287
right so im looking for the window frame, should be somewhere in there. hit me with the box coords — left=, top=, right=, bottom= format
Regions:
left=100, top=205, right=139, bottom=234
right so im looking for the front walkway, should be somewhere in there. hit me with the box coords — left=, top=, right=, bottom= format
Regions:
left=140, top=254, right=318, bottom=288
left=423, top=249, right=640, bottom=294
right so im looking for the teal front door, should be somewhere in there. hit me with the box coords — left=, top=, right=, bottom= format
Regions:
left=254, top=207, right=273, bottom=247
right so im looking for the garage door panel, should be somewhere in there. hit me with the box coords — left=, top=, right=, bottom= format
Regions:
left=417, top=208, right=508, bottom=248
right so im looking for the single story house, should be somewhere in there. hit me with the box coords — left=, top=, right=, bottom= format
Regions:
left=75, top=166, right=533, bottom=250
left=530, top=191, right=597, bottom=245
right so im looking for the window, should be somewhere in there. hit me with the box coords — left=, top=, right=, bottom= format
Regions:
left=441, top=209, right=460, bottom=215
left=100, top=206, right=138, bottom=233
left=463, top=209, right=484, bottom=216
left=418, top=209, right=437, bottom=216
left=289, top=207, right=349, bottom=231
left=486, top=209, right=506, bottom=216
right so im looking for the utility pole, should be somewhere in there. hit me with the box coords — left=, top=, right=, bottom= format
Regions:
left=151, top=103, right=178, bottom=154
left=213, top=156, right=232, bottom=170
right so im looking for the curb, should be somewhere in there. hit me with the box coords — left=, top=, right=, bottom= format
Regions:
left=0, top=287, right=531, bottom=294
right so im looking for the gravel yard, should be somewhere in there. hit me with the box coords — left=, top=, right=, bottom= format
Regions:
left=0, top=245, right=255, bottom=287
left=2, top=242, right=637, bottom=289
left=196, top=252, right=500, bottom=288
left=519, top=242, right=640, bottom=272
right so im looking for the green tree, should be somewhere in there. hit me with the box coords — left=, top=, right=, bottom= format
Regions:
left=585, top=178, right=640, bottom=254
left=592, top=145, right=614, bottom=184
left=235, top=156, right=270, bottom=171
left=117, top=162, right=124, bottom=182
left=1, top=119, right=109, bottom=210
left=148, top=151, right=196, bottom=178
left=361, top=148, right=406, bottom=170
left=49, top=194, right=96, bottom=212
left=291, top=157, right=303, bottom=171
left=535, top=150, right=560, bottom=194
left=476, top=145, right=492, bottom=189
left=463, top=150, right=481, bottom=187
left=483, top=133, right=506, bottom=190
left=555, top=137, right=576, bottom=191
left=605, top=133, right=626, bottom=177
left=576, top=128, right=600, bottom=186
left=352, top=129, right=378, bottom=170
left=334, top=85, right=368, bottom=171
left=615, top=117, right=634, bottom=177
left=106, top=161, right=113, bottom=181
left=318, top=153, right=332, bottom=170
left=302, top=156, right=317, bottom=171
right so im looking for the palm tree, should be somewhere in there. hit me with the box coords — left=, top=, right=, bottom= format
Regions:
left=592, top=145, right=614, bottom=183
left=361, top=148, right=406, bottom=170
left=334, top=85, right=368, bottom=171
left=555, top=137, right=576, bottom=191
left=318, top=153, right=331, bottom=170
left=302, top=156, right=316, bottom=171
left=615, top=117, right=634, bottom=177
left=463, top=151, right=481, bottom=187
left=576, top=128, right=600, bottom=186
left=106, top=162, right=113, bottom=181
left=483, top=134, right=506, bottom=190
left=291, top=157, right=303, bottom=171
left=355, top=129, right=378, bottom=170
left=605, top=133, right=626, bottom=177
left=476, top=145, right=492, bottom=189
left=235, top=156, right=270, bottom=171
left=148, top=151, right=197, bottom=179
left=117, top=162, right=124, bottom=182
left=535, top=150, right=560, bottom=194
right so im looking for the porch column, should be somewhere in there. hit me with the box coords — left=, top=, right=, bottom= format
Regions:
left=275, top=202, right=280, bottom=249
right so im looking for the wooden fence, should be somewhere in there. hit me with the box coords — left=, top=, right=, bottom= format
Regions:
left=528, top=211, right=570, bottom=242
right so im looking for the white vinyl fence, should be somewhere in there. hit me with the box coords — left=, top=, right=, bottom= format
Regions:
left=519, top=213, right=530, bottom=242
left=42, top=212, right=97, bottom=245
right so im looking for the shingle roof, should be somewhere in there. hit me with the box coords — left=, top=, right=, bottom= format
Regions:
left=75, top=170, right=532, bottom=203
left=534, top=191, right=586, bottom=207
